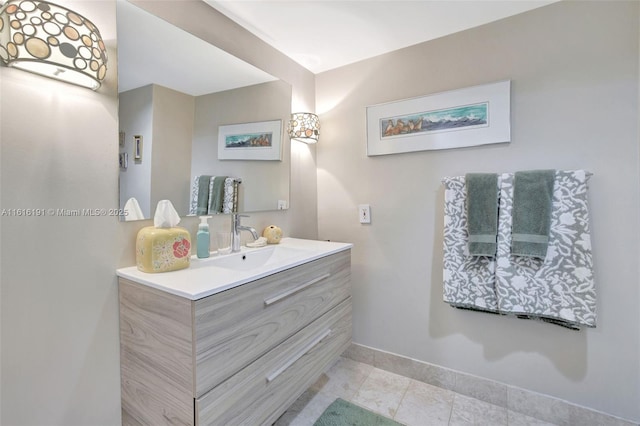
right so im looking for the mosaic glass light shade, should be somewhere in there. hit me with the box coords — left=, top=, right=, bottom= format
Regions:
left=289, top=112, right=320, bottom=144
left=0, top=0, right=107, bottom=90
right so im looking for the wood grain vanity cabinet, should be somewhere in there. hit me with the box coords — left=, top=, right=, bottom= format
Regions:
left=119, top=249, right=351, bottom=426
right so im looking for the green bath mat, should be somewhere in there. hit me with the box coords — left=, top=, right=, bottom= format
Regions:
left=313, top=398, right=404, bottom=426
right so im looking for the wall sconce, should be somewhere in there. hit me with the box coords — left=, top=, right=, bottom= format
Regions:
left=0, top=0, right=108, bottom=90
left=289, top=112, right=320, bottom=144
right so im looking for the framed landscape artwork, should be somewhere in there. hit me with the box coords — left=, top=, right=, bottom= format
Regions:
left=218, top=120, right=282, bottom=161
left=366, top=80, right=511, bottom=156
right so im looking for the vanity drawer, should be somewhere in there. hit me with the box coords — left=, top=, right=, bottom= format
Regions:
left=194, top=250, right=350, bottom=396
left=196, top=297, right=352, bottom=426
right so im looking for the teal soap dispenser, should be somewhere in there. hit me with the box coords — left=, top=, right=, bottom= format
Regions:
left=197, top=216, right=212, bottom=258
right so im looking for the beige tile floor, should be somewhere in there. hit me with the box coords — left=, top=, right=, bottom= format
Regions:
left=275, top=357, right=558, bottom=426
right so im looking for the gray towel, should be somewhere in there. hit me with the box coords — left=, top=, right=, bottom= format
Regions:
left=196, top=175, right=211, bottom=215
left=209, top=176, right=228, bottom=214
left=465, top=173, right=499, bottom=256
left=511, top=170, right=555, bottom=258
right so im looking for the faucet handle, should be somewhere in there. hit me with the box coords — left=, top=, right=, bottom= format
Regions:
left=233, top=213, right=249, bottom=222
left=232, top=214, right=250, bottom=232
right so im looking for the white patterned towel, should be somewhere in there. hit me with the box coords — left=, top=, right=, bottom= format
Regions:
left=442, top=175, right=500, bottom=313
left=442, top=171, right=596, bottom=329
left=495, top=170, right=596, bottom=328
left=219, top=177, right=237, bottom=214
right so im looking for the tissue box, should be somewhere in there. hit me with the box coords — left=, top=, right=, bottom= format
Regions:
left=136, top=226, right=191, bottom=273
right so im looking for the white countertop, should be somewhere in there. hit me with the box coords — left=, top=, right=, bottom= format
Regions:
left=116, top=238, right=353, bottom=300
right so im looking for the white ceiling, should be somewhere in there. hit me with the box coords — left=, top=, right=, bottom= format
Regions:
left=116, top=0, right=277, bottom=95
left=205, top=0, right=558, bottom=74
left=116, top=0, right=557, bottom=96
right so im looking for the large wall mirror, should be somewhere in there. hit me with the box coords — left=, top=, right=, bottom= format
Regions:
left=117, top=1, right=291, bottom=221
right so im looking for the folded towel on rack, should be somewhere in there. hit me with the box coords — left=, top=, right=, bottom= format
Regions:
left=465, top=173, right=499, bottom=257
left=189, top=176, right=198, bottom=215
left=442, top=176, right=500, bottom=313
left=511, top=170, right=555, bottom=259
left=495, top=170, right=596, bottom=328
left=222, top=177, right=238, bottom=213
left=208, top=176, right=228, bottom=214
left=196, top=175, right=212, bottom=216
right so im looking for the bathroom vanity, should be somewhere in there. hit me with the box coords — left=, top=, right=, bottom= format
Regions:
left=116, top=238, right=352, bottom=425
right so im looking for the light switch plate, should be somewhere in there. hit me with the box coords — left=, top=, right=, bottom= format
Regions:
left=358, top=204, right=371, bottom=224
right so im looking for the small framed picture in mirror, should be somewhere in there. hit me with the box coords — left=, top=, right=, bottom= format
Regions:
left=134, top=135, right=143, bottom=162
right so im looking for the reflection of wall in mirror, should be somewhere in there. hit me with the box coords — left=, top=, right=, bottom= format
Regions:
left=119, top=80, right=290, bottom=219
left=118, top=85, right=193, bottom=218
left=119, top=85, right=153, bottom=218
left=192, top=80, right=291, bottom=213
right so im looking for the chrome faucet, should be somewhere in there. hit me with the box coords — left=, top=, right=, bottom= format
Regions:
left=231, top=213, right=259, bottom=252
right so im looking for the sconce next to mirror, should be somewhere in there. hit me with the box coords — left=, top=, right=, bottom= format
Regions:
left=0, top=0, right=108, bottom=90
left=289, top=112, right=320, bottom=144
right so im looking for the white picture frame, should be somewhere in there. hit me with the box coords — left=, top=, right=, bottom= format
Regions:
left=366, top=80, right=511, bottom=156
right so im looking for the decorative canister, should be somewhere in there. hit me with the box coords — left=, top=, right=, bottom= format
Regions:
left=136, top=226, right=191, bottom=273
left=262, top=225, right=283, bottom=244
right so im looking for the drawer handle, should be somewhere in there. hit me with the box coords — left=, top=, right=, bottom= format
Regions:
left=266, top=328, right=332, bottom=383
left=264, top=273, right=331, bottom=306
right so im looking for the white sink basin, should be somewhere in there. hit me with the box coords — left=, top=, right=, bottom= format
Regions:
left=116, top=238, right=353, bottom=300
left=194, top=245, right=312, bottom=271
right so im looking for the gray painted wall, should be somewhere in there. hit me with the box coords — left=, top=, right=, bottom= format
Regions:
left=150, top=85, right=194, bottom=217
left=118, top=84, right=194, bottom=219
left=1, top=43, right=122, bottom=426
left=192, top=80, right=292, bottom=213
left=316, top=1, right=640, bottom=421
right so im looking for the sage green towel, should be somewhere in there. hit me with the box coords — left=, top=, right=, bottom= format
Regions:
left=196, top=175, right=211, bottom=215
left=466, top=173, right=499, bottom=256
left=511, top=170, right=556, bottom=258
left=209, top=176, right=227, bottom=214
